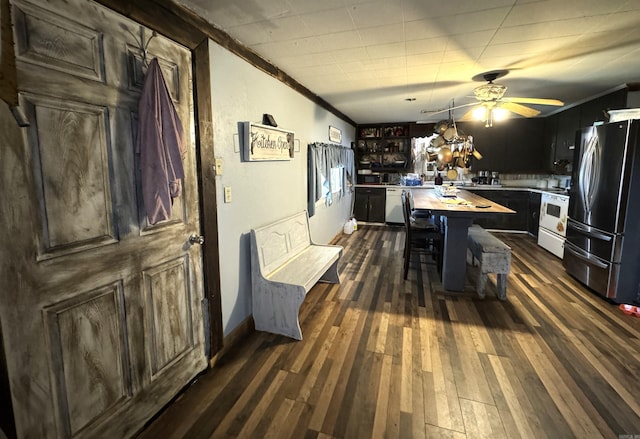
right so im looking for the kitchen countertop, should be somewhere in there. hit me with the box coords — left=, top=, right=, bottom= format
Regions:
left=355, top=183, right=570, bottom=197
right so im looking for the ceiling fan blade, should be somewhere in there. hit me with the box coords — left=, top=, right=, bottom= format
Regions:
left=420, top=102, right=476, bottom=115
left=501, top=102, right=541, bottom=117
left=459, top=108, right=477, bottom=122
left=503, top=97, right=564, bottom=106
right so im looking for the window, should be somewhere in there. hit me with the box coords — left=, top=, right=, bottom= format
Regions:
left=317, top=165, right=344, bottom=206
left=307, top=142, right=354, bottom=216
left=329, top=165, right=344, bottom=195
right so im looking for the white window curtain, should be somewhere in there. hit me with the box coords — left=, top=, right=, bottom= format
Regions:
left=307, top=142, right=354, bottom=217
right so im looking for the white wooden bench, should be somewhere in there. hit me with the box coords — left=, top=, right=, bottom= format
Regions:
left=250, top=211, right=343, bottom=340
left=467, top=225, right=511, bottom=300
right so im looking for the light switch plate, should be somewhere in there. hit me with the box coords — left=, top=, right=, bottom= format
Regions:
left=215, top=157, right=223, bottom=175
left=224, top=186, right=232, bottom=203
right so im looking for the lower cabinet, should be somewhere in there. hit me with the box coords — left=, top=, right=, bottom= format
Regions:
left=468, top=189, right=529, bottom=231
left=354, top=187, right=386, bottom=223
left=354, top=187, right=542, bottom=230
left=528, top=191, right=542, bottom=237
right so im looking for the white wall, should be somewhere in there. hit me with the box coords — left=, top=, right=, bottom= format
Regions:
left=209, top=42, right=355, bottom=336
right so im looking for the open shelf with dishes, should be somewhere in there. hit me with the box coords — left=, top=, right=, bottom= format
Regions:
left=355, top=123, right=410, bottom=183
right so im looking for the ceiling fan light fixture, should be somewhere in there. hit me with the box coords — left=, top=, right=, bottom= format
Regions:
left=473, top=83, right=507, bottom=101
left=472, top=106, right=487, bottom=121
left=485, top=111, right=493, bottom=128
left=493, top=106, right=509, bottom=121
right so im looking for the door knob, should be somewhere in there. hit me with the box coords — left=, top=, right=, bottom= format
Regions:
left=189, top=234, right=205, bottom=245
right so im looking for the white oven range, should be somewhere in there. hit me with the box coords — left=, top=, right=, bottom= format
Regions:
left=538, top=192, right=569, bottom=258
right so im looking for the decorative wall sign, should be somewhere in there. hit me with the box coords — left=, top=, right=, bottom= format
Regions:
left=241, top=122, right=295, bottom=161
left=329, top=125, right=342, bottom=143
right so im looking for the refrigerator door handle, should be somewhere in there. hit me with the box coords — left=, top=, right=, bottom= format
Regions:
left=564, top=242, right=609, bottom=269
left=567, top=219, right=612, bottom=241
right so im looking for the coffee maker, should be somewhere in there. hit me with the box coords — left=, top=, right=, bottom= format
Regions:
left=477, top=170, right=489, bottom=185
left=490, top=171, right=500, bottom=185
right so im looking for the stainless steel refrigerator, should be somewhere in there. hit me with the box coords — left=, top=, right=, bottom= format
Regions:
left=563, top=120, right=640, bottom=304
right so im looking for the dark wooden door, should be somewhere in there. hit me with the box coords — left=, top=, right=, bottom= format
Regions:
left=0, top=0, right=207, bottom=437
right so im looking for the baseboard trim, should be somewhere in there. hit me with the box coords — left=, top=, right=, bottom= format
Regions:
left=209, top=316, right=255, bottom=368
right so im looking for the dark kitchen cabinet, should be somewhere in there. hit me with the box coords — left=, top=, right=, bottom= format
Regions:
left=353, top=187, right=386, bottom=223
left=555, top=105, right=580, bottom=163
left=528, top=191, right=542, bottom=237
left=504, top=119, right=546, bottom=172
left=466, top=189, right=499, bottom=229
left=544, top=115, right=558, bottom=171
left=508, top=192, right=530, bottom=230
left=579, top=88, right=627, bottom=127
left=544, top=88, right=629, bottom=172
left=467, top=189, right=528, bottom=231
left=465, top=122, right=507, bottom=172
left=409, top=122, right=436, bottom=138
left=460, top=118, right=545, bottom=173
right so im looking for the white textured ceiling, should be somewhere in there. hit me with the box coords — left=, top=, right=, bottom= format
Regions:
left=176, top=0, right=640, bottom=124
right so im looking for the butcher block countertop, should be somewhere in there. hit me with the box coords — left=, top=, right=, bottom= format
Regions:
left=410, top=189, right=516, bottom=217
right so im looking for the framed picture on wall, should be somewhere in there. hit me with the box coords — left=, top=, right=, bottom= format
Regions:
left=329, top=125, right=342, bottom=143
left=240, top=122, right=295, bottom=161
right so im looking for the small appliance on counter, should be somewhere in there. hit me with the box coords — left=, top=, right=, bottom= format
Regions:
left=556, top=175, right=572, bottom=190
left=490, top=171, right=500, bottom=185
left=477, top=170, right=489, bottom=184
left=357, top=170, right=381, bottom=184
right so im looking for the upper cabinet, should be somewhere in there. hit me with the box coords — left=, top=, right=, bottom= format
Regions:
left=543, top=114, right=558, bottom=170
left=554, top=105, right=581, bottom=163
left=547, top=88, right=628, bottom=172
left=453, top=118, right=545, bottom=173
left=356, top=123, right=410, bottom=174
left=466, top=122, right=508, bottom=172
left=580, top=88, right=627, bottom=127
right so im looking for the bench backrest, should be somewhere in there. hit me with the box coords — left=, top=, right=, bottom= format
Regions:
left=251, top=211, right=312, bottom=276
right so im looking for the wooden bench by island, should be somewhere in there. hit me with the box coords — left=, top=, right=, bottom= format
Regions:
left=250, top=211, right=343, bottom=340
left=467, top=225, right=511, bottom=300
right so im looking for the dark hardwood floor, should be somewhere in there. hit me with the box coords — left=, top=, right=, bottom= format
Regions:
left=137, top=226, right=640, bottom=439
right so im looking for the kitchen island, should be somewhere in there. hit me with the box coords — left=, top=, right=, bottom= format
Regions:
left=355, top=183, right=568, bottom=234
left=411, top=189, right=515, bottom=292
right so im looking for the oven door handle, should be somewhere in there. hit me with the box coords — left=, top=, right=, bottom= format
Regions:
left=564, top=242, right=609, bottom=269
left=567, top=219, right=612, bottom=241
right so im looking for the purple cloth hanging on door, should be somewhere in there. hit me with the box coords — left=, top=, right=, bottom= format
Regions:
left=136, top=57, right=185, bottom=225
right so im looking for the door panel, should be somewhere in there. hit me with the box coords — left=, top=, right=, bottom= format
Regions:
left=23, top=94, right=117, bottom=259
left=143, top=256, right=194, bottom=376
left=13, top=0, right=105, bottom=82
left=569, top=122, right=631, bottom=233
left=43, top=283, right=130, bottom=437
left=1, top=0, right=206, bottom=437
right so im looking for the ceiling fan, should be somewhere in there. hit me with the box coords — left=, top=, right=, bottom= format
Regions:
left=422, top=69, right=564, bottom=126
